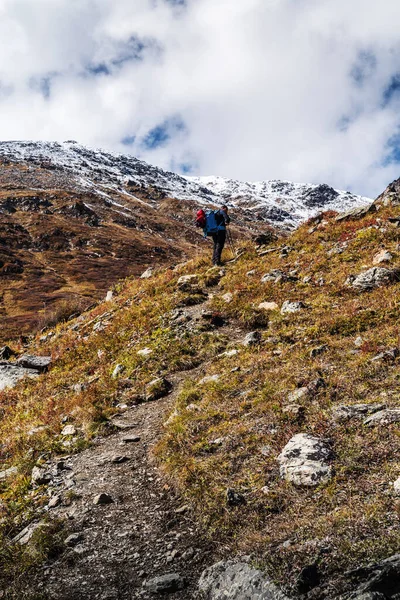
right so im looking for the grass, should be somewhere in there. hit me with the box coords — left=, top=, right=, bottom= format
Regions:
left=2, top=200, right=400, bottom=593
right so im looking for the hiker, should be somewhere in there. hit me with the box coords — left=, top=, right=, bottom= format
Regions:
left=195, top=205, right=231, bottom=265
left=211, top=205, right=230, bottom=265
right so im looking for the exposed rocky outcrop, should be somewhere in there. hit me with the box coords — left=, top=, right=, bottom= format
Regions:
left=278, top=434, right=333, bottom=487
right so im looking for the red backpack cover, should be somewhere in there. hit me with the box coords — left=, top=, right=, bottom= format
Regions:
left=195, top=209, right=206, bottom=228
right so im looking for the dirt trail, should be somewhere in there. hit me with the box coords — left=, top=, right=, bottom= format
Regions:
left=13, top=290, right=247, bottom=600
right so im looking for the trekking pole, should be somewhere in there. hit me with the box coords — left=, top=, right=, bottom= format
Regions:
left=226, top=227, right=236, bottom=258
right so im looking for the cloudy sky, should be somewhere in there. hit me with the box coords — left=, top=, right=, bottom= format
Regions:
left=1, top=0, right=400, bottom=196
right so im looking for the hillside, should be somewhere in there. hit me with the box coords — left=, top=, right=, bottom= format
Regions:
left=2, top=170, right=399, bottom=599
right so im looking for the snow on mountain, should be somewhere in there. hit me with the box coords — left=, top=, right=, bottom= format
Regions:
left=0, top=141, right=372, bottom=228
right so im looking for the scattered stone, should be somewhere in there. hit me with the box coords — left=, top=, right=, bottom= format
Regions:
left=0, top=346, right=15, bottom=360
left=335, top=202, right=376, bottom=222
left=278, top=433, right=332, bottom=487
left=393, top=477, right=400, bottom=496
left=105, top=290, right=114, bottom=302
left=15, top=355, right=51, bottom=373
left=373, top=249, right=393, bottom=265
left=140, top=267, right=154, bottom=279
left=282, top=404, right=305, bottom=419
left=122, top=435, right=141, bottom=444
left=261, top=270, right=286, bottom=284
left=344, top=553, right=400, bottom=599
left=13, top=522, right=43, bottom=545
left=144, top=573, right=186, bottom=594
left=65, top=533, right=84, bottom=547
left=246, top=270, right=256, bottom=277
left=137, top=347, right=152, bottom=357
left=364, top=409, right=400, bottom=426
left=48, top=495, right=61, bottom=508
left=221, top=292, right=233, bottom=303
left=110, top=455, right=130, bottom=463
left=93, top=493, right=114, bottom=505
left=226, top=488, right=246, bottom=507
left=347, top=267, right=400, bottom=291
left=145, top=377, right=172, bottom=401
left=198, top=560, right=290, bottom=600
left=354, top=336, right=364, bottom=347
left=287, top=387, right=309, bottom=403
left=371, top=348, right=399, bottom=362
left=31, top=466, right=52, bottom=486
left=112, top=364, right=125, bottom=378
left=242, top=331, right=262, bottom=346
left=310, top=344, right=328, bottom=358
left=332, top=403, right=386, bottom=422
left=0, top=466, right=18, bottom=481
left=199, top=374, right=220, bottom=385
left=258, top=301, right=279, bottom=311
left=61, top=424, right=76, bottom=436
left=281, top=301, right=307, bottom=315
left=0, top=364, right=39, bottom=391
left=219, top=349, right=239, bottom=358
left=177, top=274, right=199, bottom=291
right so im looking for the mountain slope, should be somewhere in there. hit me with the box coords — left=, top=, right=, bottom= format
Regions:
left=2, top=180, right=400, bottom=598
left=0, top=141, right=370, bottom=343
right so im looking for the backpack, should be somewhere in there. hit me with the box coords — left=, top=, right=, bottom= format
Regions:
left=195, top=209, right=206, bottom=228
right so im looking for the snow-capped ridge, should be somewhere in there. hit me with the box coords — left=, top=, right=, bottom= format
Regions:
left=0, top=141, right=372, bottom=228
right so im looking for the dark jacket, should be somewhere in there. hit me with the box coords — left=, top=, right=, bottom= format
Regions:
left=214, top=209, right=230, bottom=231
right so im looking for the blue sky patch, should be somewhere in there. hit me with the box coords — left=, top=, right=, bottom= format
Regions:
left=141, top=117, right=186, bottom=150
left=87, top=63, right=111, bottom=76
left=29, top=72, right=58, bottom=99
left=382, top=74, right=400, bottom=107
left=121, top=135, right=136, bottom=146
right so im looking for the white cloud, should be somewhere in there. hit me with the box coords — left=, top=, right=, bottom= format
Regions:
left=0, top=0, right=400, bottom=196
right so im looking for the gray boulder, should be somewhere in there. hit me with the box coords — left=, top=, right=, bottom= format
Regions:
left=198, top=560, right=290, bottom=600
left=145, top=573, right=186, bottom=593
left=31, top=466, right=52, bottom=486
left=364, top=409, right=400, bottom=427
left=16, top=354, right=51, bottom=372
left=335, top=203, right=376, bottom=222
left=0, top=364, right=39, bottom=391
left=281, top=301, right=307, bottom=315
left=278, top=433, right=332, bottom=487
left=242, top=331, right=262, bottom=347
left=145, top=377, right=172, bottom=401
left=332, top=403, right=386, bottom=422
left=348, top=267, right=400, bottom=291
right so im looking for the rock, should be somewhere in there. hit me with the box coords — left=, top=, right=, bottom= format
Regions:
left=93, top=493, right=114, bottom=505
left=261, top=269, right=286, bottom=284
left=137, top=347, right=152, bottom=357
left=354, top=336, right=364, bottom=347
left=61, top=424, right=76, bottom=436
left=122, top=435, right=141, bottom=443
left=281, top=301, right=307, bottom=315
left=246, top=270, right=256, bottom=277
left=140, top=267, right=154, bottom=279
left=144, top=573, right=186, bottom=593
left=145, top=377, right=172, bottom=401
left=335, top=202, right=376, bottom=222
left=48, top=495, right=61, bottom=508
left=393, top=477, right=400, bottom=496
left=0, top=466, right=18, bottom=481
left=110, top=455, right=130, bottom=463
left=310, top=344, right=328, bottom=358
left=332, top=403, right=386, bottom=422
left=198, top=560, right=290, bottom=600
left=31, top=466, right=52, bottom=486
left=344, top=553, right=400, bottom=598
left=177, top=274, right=199, bottom=291
left=226, top=488, right=246, bottom=507
left=0, top=363, right=39, bottom=391
left=371, top=348, right=399, bottom=362
left=287, top=387, right=309, bottom=403
left=364, top=409, right=400, bottom=426
left=348, top=267, right=400, bottom=291
left=373, top=249, right=393, bottom=265
left=13, top=522, right=44, bottom=545
left=199, top=374, right=220, bottom=385
left=242, top=331, right=262, bottom=346
left=112, top=364, right=125, bottom=378
left=258, top=302, right=279, bottom=311
left=15, top=354, right=51, bottom=372
left=0, top=345, right=15, bottom=360
left=105, top=290, right=114, bottom=301
left=65, top=533, right=84, bottom=547
left=219, top=349, right=239, bottom=358
left=282, top=404, right=304, bottom=418
left=278, top=433, right=332, bottom=487
left=222, top=292, right=233, bottom=303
